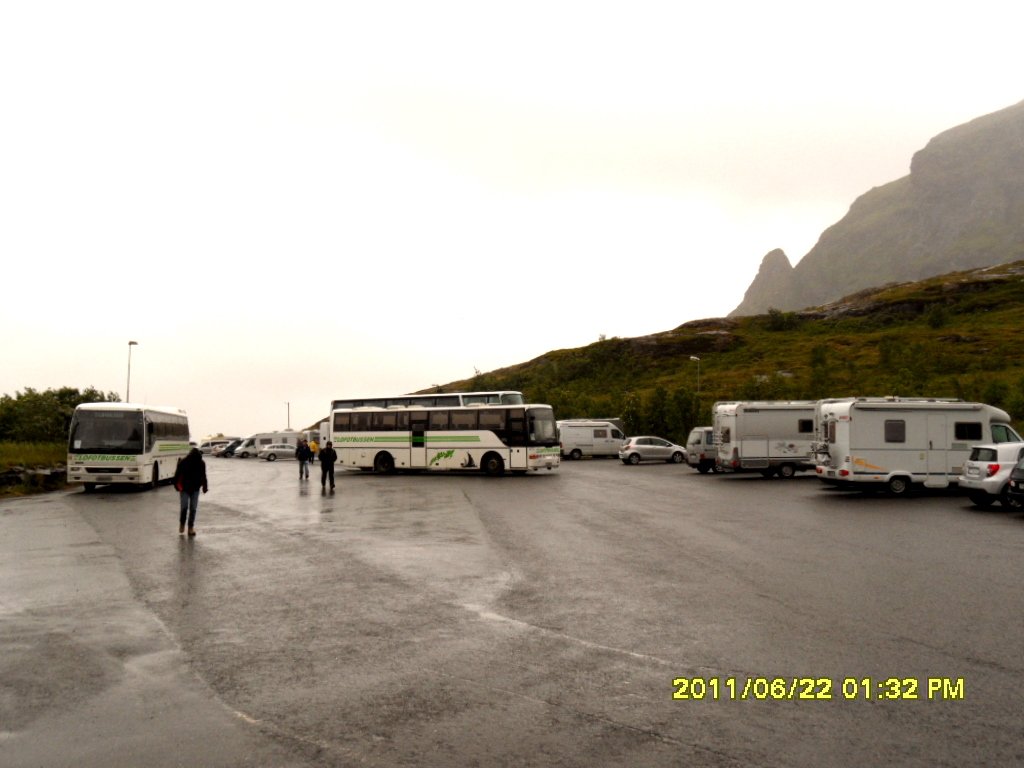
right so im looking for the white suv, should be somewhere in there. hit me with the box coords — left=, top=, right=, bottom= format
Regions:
left=958, top=442, right=1024, bottom=508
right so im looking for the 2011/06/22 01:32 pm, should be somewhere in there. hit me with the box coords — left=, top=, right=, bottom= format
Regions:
left=671, top=676, right=966, bottom=701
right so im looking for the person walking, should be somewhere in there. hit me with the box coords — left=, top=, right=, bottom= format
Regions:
left=319, top=440, right=338, bottom=491
left=309, top=437, right=319, bottom=459
left=296, top=439, right=311, bottom=479
left=173, top=447, right=208, bottom=536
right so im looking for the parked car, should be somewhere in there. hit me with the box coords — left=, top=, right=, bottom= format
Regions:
left=958, top=442, right=1024, bottom=508
left=199, top=439, right=232, bottom=455
left=1006, top=455, right=1024, bottom=504
left=619, top=436, right=687, bottom=465
left=258, top=444, right=297, bottom=462
left=215, top=438, right=244, bottom=457
left=685, top=426, right=718, bottom=473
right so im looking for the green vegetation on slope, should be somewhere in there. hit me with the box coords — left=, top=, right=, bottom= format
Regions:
left=442, top=262, right=1024, bottom=443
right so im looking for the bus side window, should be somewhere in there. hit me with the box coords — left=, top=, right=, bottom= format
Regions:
left=507, top=409, right=527, bottom=446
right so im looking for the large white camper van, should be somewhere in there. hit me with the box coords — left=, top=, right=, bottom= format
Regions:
left=713, top=400, right=818, bottom=478
left=813, top=397, right=1021, bottom=494
left=557, top=420, right=626, bottom=459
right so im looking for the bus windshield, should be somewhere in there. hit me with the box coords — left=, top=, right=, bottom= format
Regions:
left=69, top=410, right=145, bottom=454
left=528, top=407, right=558, bottom=445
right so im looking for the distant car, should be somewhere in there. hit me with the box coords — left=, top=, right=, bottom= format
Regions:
left=958, top=442, right=1024, bottom=508
left=258, top=444, right=296, bottom=462
left=215, top=439, right=244, bottom=457
left=199, top=439, right=232, bottom=455
left=619, top=436, right=686, bottom=465
left=685, top=426, right=718, bottom=473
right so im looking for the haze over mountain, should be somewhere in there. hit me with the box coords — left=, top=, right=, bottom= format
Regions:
left=730, top=99, right=1024, bottom=316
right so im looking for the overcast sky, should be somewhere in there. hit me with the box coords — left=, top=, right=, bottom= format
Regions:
left=3, top=2, right=1022, bottom=439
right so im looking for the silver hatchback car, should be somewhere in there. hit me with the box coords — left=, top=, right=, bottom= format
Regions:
left=958, top=442, right=1024, bottom=508
left=619, top=436, right=687, bottom=465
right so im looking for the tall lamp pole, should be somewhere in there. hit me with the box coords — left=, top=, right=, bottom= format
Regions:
left=286, top=402, right=291, bottom=430
left=126, top=341, right=138, bottom=402
left=689, top=355, right=701, bottom=395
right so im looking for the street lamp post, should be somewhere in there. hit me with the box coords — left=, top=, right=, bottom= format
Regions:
left=286, top=402, right=291, bottom=430
left=126, top=341, right=138, bottom=402
left=689, top=355, right=701, bottom=395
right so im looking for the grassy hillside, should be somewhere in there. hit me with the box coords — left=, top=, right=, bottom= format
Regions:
left=439, top=261, right=1024, bottom=442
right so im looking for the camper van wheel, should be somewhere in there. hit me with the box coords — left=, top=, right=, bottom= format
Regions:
left=569, top=448, right=583, bottom=461
left=373, top=452, right=395, bottom=474
left=887, top=476, right=910, bottom=495
left=777, top=463, right=796, bottom=479
left=697, top=464, right=710, bottom=474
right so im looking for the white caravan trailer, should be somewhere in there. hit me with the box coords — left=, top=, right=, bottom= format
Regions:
left=713, top=400, right=818, bottom=478
left=557, top=420, right=626, bottom=459
left=234, top=430, right=303, bottom=458
left=813, top=397, right=1021, bottom=494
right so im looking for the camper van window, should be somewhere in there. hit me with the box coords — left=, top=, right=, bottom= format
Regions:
left=721, top=428, right=730, bottom=443
left=613, top=429, right=624, bottom=439
left=798, top=419, right=813, bottom=433
left=827, top=422, right=837, bottom=443
left=991, top=424, right=1022, bottom=443
left=884, top=420, right=906, bottom=443
left=954, top=422, right=983, bottom=441
left=594, top=429, right=608, bottom=438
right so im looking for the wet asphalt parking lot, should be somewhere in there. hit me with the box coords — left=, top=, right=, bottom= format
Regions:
left=3, top=457, right=1024, bottom=767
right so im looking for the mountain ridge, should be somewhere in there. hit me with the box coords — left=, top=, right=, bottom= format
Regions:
left=730, top=99, right=1024, bottom=316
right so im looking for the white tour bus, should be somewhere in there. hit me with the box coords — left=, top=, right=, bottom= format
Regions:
left=331, top=403, right=560, bottom=475
left=330, top=390, right=525, bottom=410
left=813, top=397, right=1022, bottom=494
left=67, top=403, right=190, bottom=491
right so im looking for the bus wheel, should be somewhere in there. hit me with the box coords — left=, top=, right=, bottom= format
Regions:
left=482, top=453, right=505, bottom=477
left=778, top=463, right=796, bottom=479
left=373, top=452, right=395, bottom=474
left=150, top=464, right=160, bottom=490
left=83, top=483, right=96, bottom=493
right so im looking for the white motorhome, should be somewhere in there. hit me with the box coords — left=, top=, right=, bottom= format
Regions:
left=713, top=400, right=818, bottom=478
left=234, top=430, right=303, bottom=458
left=813, top=397, right=1021, bottom=494
left=557, top=420, right=626, bottom=459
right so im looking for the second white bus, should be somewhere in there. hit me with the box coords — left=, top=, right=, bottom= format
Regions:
left=331, top=403, right=560, bottom=475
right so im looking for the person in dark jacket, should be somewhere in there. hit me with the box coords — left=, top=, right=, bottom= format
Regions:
left=319, top=440, right=338, bottom=491
left=296, top=439, right=311, bottom=479
left=173, top=447, right=208, bottom=536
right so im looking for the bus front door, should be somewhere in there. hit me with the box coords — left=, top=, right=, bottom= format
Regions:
left=410, top=413, right=428, bottom=468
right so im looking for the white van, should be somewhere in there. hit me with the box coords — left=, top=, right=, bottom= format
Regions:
left=234, top=430, right=303, bottom=458
left=685, top=426, right=717, bottom=473
left=558, top=420, right=626, bottom=460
